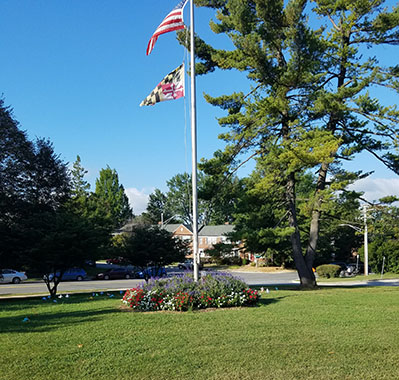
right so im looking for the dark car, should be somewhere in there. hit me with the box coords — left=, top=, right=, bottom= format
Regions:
left=96, top=268, right=134, bottom=280
left=178, top=259, right=203, bottom=270
left=106, top=257, right=129, bottom=265
left=48, top=268, right=87, bottom=281
left=346, top=263, right=372, bottom=275
left=137, top=266, right=167, bottom=279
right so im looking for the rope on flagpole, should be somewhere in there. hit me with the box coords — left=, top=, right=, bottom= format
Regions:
left=183, top=27, right=192, bottom=221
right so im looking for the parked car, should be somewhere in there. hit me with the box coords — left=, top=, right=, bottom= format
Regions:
left=96, top=268, right=135, bottom=280
left=106, top=257, right=129, bottom=265
left=178, top=259, right=203, bottom=270
left=328, top=262, right=371, bottom=277
left=0, top=269, right=27, bottom=284
left=137, top=266, right=167, bottom=279
left=48, top=268, right=87, bottom=281
left=346, top=263, right=372, bottom=275
left=84, top=260, right=96, bottom=267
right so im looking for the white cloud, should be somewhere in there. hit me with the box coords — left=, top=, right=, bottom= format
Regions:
left=125, top=187, right=154, bottom=215
left=349, top=177, right=399, bottom=202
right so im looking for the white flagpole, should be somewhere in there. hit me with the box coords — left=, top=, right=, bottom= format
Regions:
left=189, top=0, right=199, bottom=281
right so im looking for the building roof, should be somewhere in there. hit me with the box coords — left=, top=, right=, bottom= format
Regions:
left=161, top=224, right=192, bottom=234
left=117, top=221, right=235, bottom=237
left=117, top=221, right=136, bottom=233
left=198, top=225, right=235, bottom=236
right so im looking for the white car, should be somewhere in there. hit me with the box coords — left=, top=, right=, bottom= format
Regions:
left=0, top=269, right=28, bottom=284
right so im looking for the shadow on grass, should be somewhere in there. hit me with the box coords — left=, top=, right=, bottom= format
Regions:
left=0, top=292, right=123, bottom=310
left=0, top=307, right=119, bottom=334
left=257, top=297, right=285, bottom=306
left=0, top=293, right=124, bottom=334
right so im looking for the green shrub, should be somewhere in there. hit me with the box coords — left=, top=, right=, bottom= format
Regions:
left=221, top=256, right=242, bottom=266
left=316, top=264, right=341, bottom=278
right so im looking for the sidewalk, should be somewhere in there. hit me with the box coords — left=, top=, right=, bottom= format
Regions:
left=316, top=278, right=399, bottom=287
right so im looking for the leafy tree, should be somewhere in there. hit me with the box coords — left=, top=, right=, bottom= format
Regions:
left=198, top=163, right=242, bottom=225
left=0, top=99, right=71, bottom=269
left=118, top=226, right=188, bottom=280
left=205, top=242, right=237, bottom=264
left=0, top=100, right=114, bottom=291
left=156, top=171, right=239, bottom=226
left=165, top=172, right=199, bottom=225
left=365, top=199, right=399, bottom=273
left=144, top=188, right=173, bottom=224
left=28, top=209, right=105, bottom=296
left=0, top=100, right=33, bottom=268
left=92, top=166, right=132, bottom=230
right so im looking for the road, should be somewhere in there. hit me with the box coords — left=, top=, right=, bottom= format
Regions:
left=2, top=270, right=399, bottom=297
left=0, top=269, right=300, bottom=297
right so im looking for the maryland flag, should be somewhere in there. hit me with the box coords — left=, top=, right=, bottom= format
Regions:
left=140, top=64, right=185, bottom=106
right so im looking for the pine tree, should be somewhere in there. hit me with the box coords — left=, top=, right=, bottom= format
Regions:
left=188, top=0, right=399, bottom=287
left=304, top=0, right=399, bottom=274
left=187, top=0, right=332, bottom=287
left=93, top=166, right=132, bottom=230
left=70, top=155, right=90, bottom=198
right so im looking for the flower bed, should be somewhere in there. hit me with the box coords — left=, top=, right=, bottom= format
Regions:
left=122, top=272, right=260, bottom=311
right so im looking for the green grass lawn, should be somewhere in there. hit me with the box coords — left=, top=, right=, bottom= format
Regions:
left=1, top=287, right=399, bottom=380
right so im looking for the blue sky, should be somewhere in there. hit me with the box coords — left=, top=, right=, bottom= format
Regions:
left=1, top=1, right=398, bottom=213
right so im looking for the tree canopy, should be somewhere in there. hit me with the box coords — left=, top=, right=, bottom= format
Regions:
left=92, top=166, right=133, bottom=230
left=0, top=100, right=71, bottom=270
left=184, top=0, right=399, bottom=287
left=118, top=226, right=188, bottom=279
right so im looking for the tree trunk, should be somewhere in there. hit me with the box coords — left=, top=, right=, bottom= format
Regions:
left=305, top=162, right=329, bottom=270
left=304, top=31, right=349, bottom=273
left=286, top=172, right=317, bottom=289
left=44, top=278, right=59, bottom=297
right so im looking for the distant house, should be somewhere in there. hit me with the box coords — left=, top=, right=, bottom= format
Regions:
left=161, top=224, right=193, bottom=245
left=163, top=223, right=238, bottom=258
left=198, top=225, right=236, bottom=258
left=117, top=221, right=240, bottom=259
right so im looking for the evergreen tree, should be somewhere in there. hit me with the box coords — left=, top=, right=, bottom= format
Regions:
left=70, top=155, right=90, bottom=198
left=304, top=0, right=399, bottom=276
left=93, top=166, right=132, bottom=230
left=184, top=0, right=399, bottom=287
left=186, top=0, right=331, bottom=287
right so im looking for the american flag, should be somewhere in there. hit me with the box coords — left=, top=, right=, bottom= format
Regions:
left=146, top=0, right=189, bottom=55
